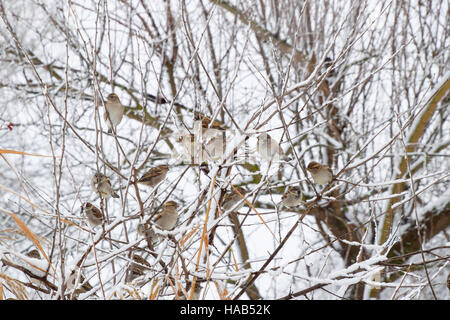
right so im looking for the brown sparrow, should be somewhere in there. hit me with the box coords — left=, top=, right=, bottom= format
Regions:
left=137, top=164, right=169, bottom=187
left=103, top=93, right=125, bottom=133
left=66, top=269, right=94, bottom=295
left=306, top=161, right=333, bottom=185
left=24, top=249, right=45, bottom=287
left=125, top=254, right=151, bottom=284
left=25, top=249, right=41, bottom=259
left=280, top=186, right=303, bottom=207
left=256, top=132, right=283, bottom=161
left=137, top=221, right=157, bottom=243
left=91, top=172, right=120, bottom=198
left=153, top=200, right=179, bottom=231
left=81, top=202, right=104, bottom=227
left=138, top=201, right=178, bottom=244
left=222, top=187, right=247, bottom=211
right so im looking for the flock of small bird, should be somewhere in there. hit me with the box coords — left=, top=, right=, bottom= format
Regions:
left=81, top=92, right=335, bottom=230
left=23, top=92, right=336, bottom=297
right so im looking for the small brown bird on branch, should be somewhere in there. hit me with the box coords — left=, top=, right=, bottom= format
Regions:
left=137, top=164, right=169, bottom=187
left=91, top=172, right=120, bottom=198
left=103, top=93, right=125, bottom=133
left=81, top=202, right=104, bottom=227
left=306, top=161, right=333, bottom=185
left=280, top=186, right=304, bottom=207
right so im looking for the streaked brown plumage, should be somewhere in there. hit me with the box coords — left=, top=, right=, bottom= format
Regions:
left=66, top=270, right=94, bottom=295
left=91, top=172, right=119, bottom=198
left=137, top=164, right=169, bottom=187
left=280, top=186, right=303, bottom=207
left=222, top=187, right=247, bottom=211
left=125, top=254, right=151, bottom=284
left=153, top=200, right=178, bottom=231
left=306, top=161, right=333, bottom=185
left=25, top=249, right=41, bottom=259
left=138, top=201, right=179, bottom=246
left=81, top=202, right=104, bottom=227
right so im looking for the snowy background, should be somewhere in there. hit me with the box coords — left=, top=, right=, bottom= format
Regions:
left=0, top=0, right=449, bottom=300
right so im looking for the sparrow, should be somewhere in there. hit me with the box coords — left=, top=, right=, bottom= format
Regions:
left=103, top=93, right=125, bottom=133
left=25, top=249, right=41, bottom=259
left=137, top=221, right=157, bottom=242
left=91, top=172, right=120, bottom=198
left=153, top=200, right=179, bottom=231
left=280, top=186, right=303, bottom=207
left=137, top=164, right=169, bottom=187
left=66, top=269, right=94, bottom=296
left=222, top=187, right=247, bottom=211
left=138, top=201, right=179, bottom=245
left=256, top=132, right=283, bottom=161
left=81, top=202, right=104, bottom=227
left=24, top=249, right=45, bottom=288
left=306, top=161, right=333, bottom=185
left=125, top=254, right=151, bottom=284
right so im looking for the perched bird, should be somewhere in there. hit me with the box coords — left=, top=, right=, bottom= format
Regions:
left=137, top=164, right=169, bottom=187
left=138, top=201, right=179, bottom=245
left=66, top=270, right=94, bottom=296
left=137, top=221, right=157, bottom=243
left=103, top=93, right=125, bottom=133
left=153, top=201, right=179, bottom=231
left=137, top=221, right=152, bottom=236
left=91, top=172, right=119, bottom=198
left=222, top=187, right=247, bottom=211
left=125, top=254, right=151, bottom=284
left=280, top=186, right=303, bottom=207
left=256, top=132, right=283, bottom=161
left=24, top=249, right=45, bottom=288
left=25, top=249, right=41, bottom=259
left=306, top=161, right=333, bottom=185
left=81, top=202, right=104, bottom=227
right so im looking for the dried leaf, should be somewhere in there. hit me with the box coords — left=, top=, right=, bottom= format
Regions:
left=3, top=210, right=55, bottom=275
left=0, top=149, right=55, bottom=157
